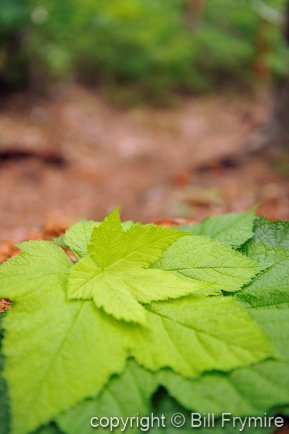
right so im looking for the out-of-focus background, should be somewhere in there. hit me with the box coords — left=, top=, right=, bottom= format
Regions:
left=0, top=0, right=289, bottom=241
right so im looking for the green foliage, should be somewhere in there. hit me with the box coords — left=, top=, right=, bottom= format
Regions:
left=155, top=233, right=260, bottom=293
left=1, top=209, right=289, bottom=434
left=0, top=0, right=288, bottom=100
left=252, top=216, right=289, bottom=248
left=0, top=312, right=10, bottom=434
left=67, top=209, right=202, bottom=324
left=181, top=209, right=255, bottom=248
left=158, top=215, right=289, bottom=418
left=57, top=361, right=158, bottom=434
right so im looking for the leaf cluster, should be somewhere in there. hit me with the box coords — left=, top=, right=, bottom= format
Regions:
left=0, top=209, right=289, bottom=434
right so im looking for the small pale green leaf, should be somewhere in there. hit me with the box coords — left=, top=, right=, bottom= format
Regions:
left=63, top=218, right=133, bottom=259
left=68, top=256, right=146, bottom=324
left=156, top=235, right=260, bottom=293
left=64, top=220, right=98, bottom=258
left=88, top=208, right=187, bottom=270
left=181, top=210, right=255, bottom=248
left=68, top=256, right=208, bottom=324
left=53, top=236, right=67, bottom=248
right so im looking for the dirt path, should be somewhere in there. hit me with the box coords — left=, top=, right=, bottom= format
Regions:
left=0, top=85, right=288, bottom=242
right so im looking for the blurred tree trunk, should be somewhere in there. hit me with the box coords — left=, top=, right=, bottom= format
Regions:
left=247, top=0, right=289, bottom=151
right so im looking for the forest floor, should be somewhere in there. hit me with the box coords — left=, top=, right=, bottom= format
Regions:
left=0, top=84, right=289, bottom=243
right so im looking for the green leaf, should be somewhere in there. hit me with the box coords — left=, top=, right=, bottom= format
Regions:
left=64, top=220, right=98, bottom=259
left=238, top=243, right=289, bottom=308
left=88, top=209, right=187, bottom=270
left=1, top=243, right=127, bottom=434
left=63, top=218, right=134, bottom=259
left=238, top=217, right=289, bottom=309
left=148, top=393, right=192, bottom=434
left=252, top=216, right=289, bottom=248
left=159, top=359, right=289, bottom=417
left=3, top=296, right=127, bottom=434
left=68, top=209, right=198, bottom=324
left=160, top=298, right=289, bottom=416
left=0, top=241, right=72, bottom=299
left=128, top=296, right=273, bottom=379
left=146, top=393, right=275, bottom=434
left=57, top=361, right=158, bottom=434
left=181, top=210, right=255, bottom=248
left=250, top=303, right=289, bottom=359
left=156, top=235, right=260, bottom=293
left=68, top=256, right=207, bottom=324
left=53, top=236, right=67, bottom=248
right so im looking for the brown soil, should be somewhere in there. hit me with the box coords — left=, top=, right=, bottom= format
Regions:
left=0, top=84, right=288, bottom=243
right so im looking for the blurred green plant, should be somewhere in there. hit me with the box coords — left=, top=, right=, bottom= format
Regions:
left=0, top=0, right=288, bottom=101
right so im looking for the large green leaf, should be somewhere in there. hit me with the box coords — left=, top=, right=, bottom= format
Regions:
left=158, top=277, right=289, bottom=415
left=128, top=296, right=272, bottom=378
left=181, top=210, right=255, bottom=248
left=156, top=235, right=260, bottom=293
left=0, top=243, right=127, bottom=434
left=3, top=293, right=127, bottom=434
left=159, top=359, right=289, bottom=417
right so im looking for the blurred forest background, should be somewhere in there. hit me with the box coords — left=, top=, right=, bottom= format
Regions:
left=0, top=0, right=289, bottom=242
